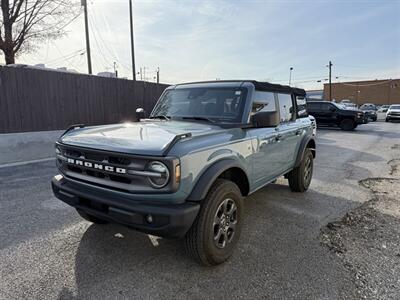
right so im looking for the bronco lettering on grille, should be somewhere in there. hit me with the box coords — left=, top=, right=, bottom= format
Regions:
left=67, top=158, right=127, bottom=174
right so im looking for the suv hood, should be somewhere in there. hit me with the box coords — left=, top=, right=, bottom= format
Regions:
left=59, top=120, right=222, bottom=156
left=341, top=108, right=363, bottom=114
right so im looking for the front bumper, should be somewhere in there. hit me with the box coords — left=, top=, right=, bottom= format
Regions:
left=356, top=117, right=366, bottom=124
left=52, top=175, right=200, bottom=238
left=387, top=114, right=400, bottom=119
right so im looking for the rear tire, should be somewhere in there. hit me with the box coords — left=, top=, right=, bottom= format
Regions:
left=76, top=209, right=108, bottom=224
left=339, top=119, right=355, bottom=131
left=288, top=148, right=313, bottom=192
left=184, top=179, right=243, bottom=266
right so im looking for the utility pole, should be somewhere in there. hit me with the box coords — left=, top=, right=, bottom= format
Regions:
left=82, top=0, right=92, bottom=74
left=129, top=0, right=136, bottom=81
left=156, top=67, right=160, bottom=84
left=328, top=61, right=333, bottom=101
left=113, top=62, right=118, bottom=78
left=289, top=67, right=293, bottom=86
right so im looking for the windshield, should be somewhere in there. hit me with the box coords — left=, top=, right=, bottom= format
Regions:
left=151, top=87, right=247, bottom=123
left=390, top=105, right=400, bottom=110
left=360, top=104, right=376, bottom=110
left=332, top=102, right=347, bottom=109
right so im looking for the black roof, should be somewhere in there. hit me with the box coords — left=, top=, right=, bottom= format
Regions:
left=174, top=80, right=306, bottom=96
left=250, top=81, right=306, bottom=96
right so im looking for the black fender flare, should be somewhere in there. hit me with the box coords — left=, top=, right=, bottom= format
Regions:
left=187, top=159, right=249, bottom=201
left=294, top=136, right=316, bottom=167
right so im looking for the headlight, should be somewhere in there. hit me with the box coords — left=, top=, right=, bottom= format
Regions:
left=146, top=161, right=170, bottom=188
left=55, top=147, right=61, bottom=155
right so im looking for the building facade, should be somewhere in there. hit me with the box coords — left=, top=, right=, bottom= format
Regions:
left=323, top=79, right=400, bottom=105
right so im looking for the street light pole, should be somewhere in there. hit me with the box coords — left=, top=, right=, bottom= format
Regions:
left=328, top=61, right=333, bottom=101
left=289, top=67, right=293, bottom=86
left=129, top=0, right=136, bottom=81
left=82, top=0, right=92, bottom=74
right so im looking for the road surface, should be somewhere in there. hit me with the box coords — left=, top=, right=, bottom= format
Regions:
left=1, top=122, right=399, bottom=299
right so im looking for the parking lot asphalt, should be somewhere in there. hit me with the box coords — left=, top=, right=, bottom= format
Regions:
left=1, top=122, right=399, bottom=299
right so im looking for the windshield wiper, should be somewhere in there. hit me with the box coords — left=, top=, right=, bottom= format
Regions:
left=149, top=115, right=170, bottom=120
left=181, top=116, right=216, bottom=123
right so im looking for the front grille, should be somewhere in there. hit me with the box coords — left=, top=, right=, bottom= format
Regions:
left=58, top=145, right=149, bottom=192
left=56, top=143, right=178, bottom=193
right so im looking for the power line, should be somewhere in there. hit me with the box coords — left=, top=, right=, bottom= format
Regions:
left=88, top=14, right=113, bottom=70
left=44, top=49, right=86, bottom=65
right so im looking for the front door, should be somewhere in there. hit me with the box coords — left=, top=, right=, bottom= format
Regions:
left=248, top=91, right=283, bottom=188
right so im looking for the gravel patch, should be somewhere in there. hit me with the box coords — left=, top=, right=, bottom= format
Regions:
left=321, top=158, right=400, bottom=299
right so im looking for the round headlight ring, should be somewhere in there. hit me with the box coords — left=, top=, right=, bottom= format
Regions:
left=147, top=161, right=170, bottom=188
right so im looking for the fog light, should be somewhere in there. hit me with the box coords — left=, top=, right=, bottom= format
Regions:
left=54, top=174, right=64, bottom=181
left=146, top=214, right=153, bottom=224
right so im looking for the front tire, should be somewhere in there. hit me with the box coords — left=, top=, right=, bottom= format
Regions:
left=76, top=209, right=108, bottom=224
left=288, top=148, right=314, bottom=192
left=184, top=179, right=243, bottom=266
left=339, top=119, right=355, bottom=131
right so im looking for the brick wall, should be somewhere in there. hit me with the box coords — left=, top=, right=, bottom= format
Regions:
left=323, top=79, right=400, bottom=105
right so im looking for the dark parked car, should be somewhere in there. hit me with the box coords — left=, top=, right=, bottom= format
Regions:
left=359, top=103, right=378, bottom=122
left=307, top=101, right=365, bottom=130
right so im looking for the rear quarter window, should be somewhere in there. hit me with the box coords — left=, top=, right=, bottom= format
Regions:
left=251, top=91, right=276, bottom=115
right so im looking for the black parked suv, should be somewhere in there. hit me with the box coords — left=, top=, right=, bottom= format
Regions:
left=307, top=101, right=365, bottom=131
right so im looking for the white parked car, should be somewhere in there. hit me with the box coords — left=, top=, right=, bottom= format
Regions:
left=386, top=104, right=400, bottom=122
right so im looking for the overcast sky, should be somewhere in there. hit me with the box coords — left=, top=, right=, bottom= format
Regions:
left=6, top=0, right=400, bottom=90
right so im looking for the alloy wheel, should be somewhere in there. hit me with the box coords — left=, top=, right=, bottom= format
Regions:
left=212, top=198, right=238, bottom=249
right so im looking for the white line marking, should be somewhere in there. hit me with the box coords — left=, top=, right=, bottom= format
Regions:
left=0, top=157, right=54, bottom=169
left=148, top=235, right=161, bottom=247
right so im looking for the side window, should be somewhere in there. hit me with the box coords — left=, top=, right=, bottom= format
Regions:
left=322, top=103, right=335, bottom=112
left=251, top=91, right=276, bottom=115
left=307, top=102, right=321, bottom=111
left=277, top=93, right=294, bottom=122
left=296, top=96, right=308, bottom=118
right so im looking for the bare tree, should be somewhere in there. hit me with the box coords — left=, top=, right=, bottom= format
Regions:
left=0, top=0, right=80, bottom=65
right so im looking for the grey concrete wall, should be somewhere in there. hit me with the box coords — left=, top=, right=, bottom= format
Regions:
left=0, top=130, right=63, bottom=165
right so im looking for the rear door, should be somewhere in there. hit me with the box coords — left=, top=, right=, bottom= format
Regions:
left=320, top=102, right=338, bottom=124
left=307, top=102, right=323, bottom=122
left=275, top=93, right=303, bottom=172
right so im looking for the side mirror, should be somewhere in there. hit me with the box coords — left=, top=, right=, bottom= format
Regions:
left=251, top=111, right=280, bottom=128
left=136, top=108, right=146, bottom=120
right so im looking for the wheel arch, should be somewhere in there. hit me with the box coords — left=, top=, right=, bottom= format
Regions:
left=294, top=136, right=316, bottom=167
left=187, top=159, right=250, bottom=201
